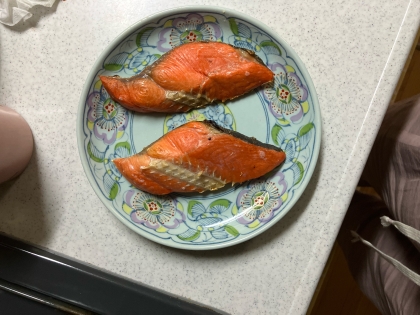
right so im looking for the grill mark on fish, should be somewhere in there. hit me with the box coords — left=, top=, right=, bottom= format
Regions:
left=165, top=90, right=212, bottom=108
left=107, top=75, right=212, bottom=109
left=143, top=158, right=226, bottom=191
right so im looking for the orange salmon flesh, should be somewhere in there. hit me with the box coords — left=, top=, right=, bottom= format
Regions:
left=100, top=41, right=274, bottom=113
left=113, top=121, right=285, bottom=195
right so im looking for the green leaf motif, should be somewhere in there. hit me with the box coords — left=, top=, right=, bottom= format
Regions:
left=229, top=18, right=239, bottom=36
left=87, top=141, right=106, bottom=163
left=224, top=225, right=239, bottom=237
left=209, top=199, right=231, bottom=210
left=187, top=200, right=202, bottom=216
left=260, top=41, right=282, bottom=56
left=136, top=27, right=154, bottom=47
left=298, top=123, right=314, bottom=137
left=294, top=161, right=304, bottom=186
left=115, top=141, right=131, bottom=156
left=104, top=52, right=128, bottom=72
left=177, top=229, right=201, bottom=242
left=109, top=182, right=119, bottom=200
left=271, top=125, right=282, bottom=146
left=104, top=64, right=123, bottom=71
left=277, top=118, right=291, bottom=126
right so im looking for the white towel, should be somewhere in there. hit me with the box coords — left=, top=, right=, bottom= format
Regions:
left=0, top=0, right=56, bottom=26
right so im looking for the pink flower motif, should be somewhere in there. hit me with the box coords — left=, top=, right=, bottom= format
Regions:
left=264, top=63, right=308, bottom=124
left=236, top=173, right=287, bottom=225
left=157, top=13, right=222, bottom=52
left=124, top=190, right=185, bottom=230
left=87, top=85, right=128, bottom=145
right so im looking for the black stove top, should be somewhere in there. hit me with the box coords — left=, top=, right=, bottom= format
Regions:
left=0, top=233, right=225, bottom=315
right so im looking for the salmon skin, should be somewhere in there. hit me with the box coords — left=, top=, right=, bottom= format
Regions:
left=113, top=120, right=285, bottom=195
left=100, top=41, right=274, bottom=113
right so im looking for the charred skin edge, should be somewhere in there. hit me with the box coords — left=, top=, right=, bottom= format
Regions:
left=104, top=41, right=273, bottom=108
left=201, top=120, right=284, bottom=153
left=233, top=46, right=266, bottom=66
left=137, top=119, right=284, bottom=158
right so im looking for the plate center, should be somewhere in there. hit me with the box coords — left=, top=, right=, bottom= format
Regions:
left=130, top=92, right=269, bottom=154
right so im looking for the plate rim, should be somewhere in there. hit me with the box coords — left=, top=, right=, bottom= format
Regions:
left=76, top=5, right=322, bottom=250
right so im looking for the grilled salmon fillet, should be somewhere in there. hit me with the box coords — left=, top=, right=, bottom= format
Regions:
left=113, top=120, right=285, bottom=195
left=100, top=41, right=274, bottom=113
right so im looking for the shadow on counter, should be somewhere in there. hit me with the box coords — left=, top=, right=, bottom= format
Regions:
left=0, top=145, right=50, bottom=245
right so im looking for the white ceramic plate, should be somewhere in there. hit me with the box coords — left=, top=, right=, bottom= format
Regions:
left=77, top=6, right=321, bottom=250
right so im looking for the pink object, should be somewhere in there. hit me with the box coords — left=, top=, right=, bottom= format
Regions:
left=0, top=105, right=34, bottom=183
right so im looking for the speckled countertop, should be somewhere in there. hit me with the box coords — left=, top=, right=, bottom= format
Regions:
left=1, top=1, right=419, bottom=314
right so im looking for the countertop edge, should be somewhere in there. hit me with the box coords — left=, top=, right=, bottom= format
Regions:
left=291, top=1, right=420, bottom=314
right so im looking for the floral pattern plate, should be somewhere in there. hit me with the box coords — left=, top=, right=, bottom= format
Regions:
left=77, top=6, right=321, bottom=250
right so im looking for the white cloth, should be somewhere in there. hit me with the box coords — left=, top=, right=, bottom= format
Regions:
left=0, top=0, right=56, bottom=26
left=338, top=95, right=420, bottom=314
left=352, top=224, right=420, bottom=287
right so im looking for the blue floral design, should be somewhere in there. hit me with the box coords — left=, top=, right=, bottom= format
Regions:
left=164, top=104, right=235, bottom=134
left=228, top=20, right=255, bottom=51
left=186, top=199, right=236, bottom=240
left=90, top=141, right=131, bottom=201
left=127, top=49, right=159, bottom=74
left=166, top=115, right=187, bottom=131
left=104, top=48, right=160, bottom=75
left=228, top=18, right=290, bottom=82
left=104, top=142, right=131, bottom=179
left=199, top=104, right=234, bottom=130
